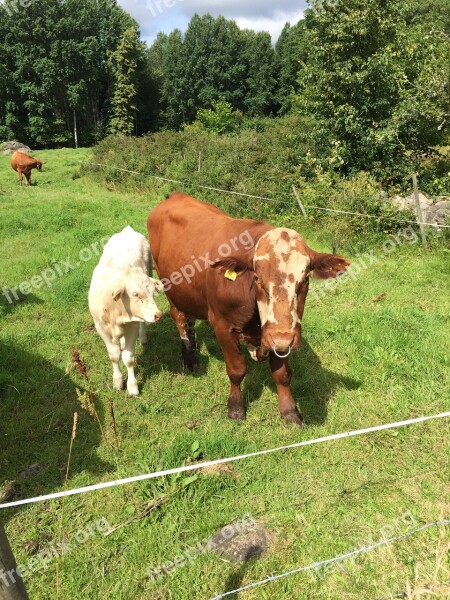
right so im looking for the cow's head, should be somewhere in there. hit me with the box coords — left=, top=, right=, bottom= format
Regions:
left=35, top=159, right=45, bottom=170
left=111, top=267, right=164, bottom=324
left=253, top=228, right=350, bottom=356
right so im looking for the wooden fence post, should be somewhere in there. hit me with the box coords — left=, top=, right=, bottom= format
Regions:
left=0, top=521, right=29, bottom=599
left=292, top=185, right=307, bottom=218
left=198, top=151, right=202, bottom=173
left=412, top=174, right=428, bottom=249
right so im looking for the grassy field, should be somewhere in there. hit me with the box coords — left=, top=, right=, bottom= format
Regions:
left=0, top=149, right=449, bottom=600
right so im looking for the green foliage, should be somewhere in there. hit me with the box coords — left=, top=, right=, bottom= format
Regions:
left=295, top=0, right=450, bottom=182
left=274, top=20, right=309, bottom=115
left=0, top=0, right=138, bottom=147
left=298, top=171, right=414, bottom=249
left=87, top=115, right=314, bottom=222
left=194, top=100, right=243, bottom=135
left=108, top=26, right=144, bottom=136
left=146, top=14, right=278, bottom=130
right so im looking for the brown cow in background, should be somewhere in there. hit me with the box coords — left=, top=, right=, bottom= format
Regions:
left=11, top=151, right=45, bottom=186
left=148, top=192, right=350, bottom=427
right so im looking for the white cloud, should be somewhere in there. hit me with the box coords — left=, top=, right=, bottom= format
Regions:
left=117, top=0, right=307, bottom=44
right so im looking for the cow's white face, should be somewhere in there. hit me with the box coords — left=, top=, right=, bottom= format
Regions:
left=253, top=228, right=310, bottom=355
left=114, top=268, right=164, bottom=323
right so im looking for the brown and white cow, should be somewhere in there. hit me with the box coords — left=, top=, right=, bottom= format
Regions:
left=148, top=193, right=350, bottom=426
left=11, top=151, right=45, bottom=186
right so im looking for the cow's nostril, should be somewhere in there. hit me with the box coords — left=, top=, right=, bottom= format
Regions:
left=155, top=311, right=163, bottom=322
left=269, top=333, right=295, bottom=351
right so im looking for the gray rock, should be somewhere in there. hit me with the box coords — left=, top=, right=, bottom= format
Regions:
left=392, top=192, right=433, bottom=212
left=2, top=141, right=31, bottom=155
left=424, top=200, right=450, bottom=226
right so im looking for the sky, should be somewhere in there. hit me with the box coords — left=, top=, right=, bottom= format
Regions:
left=117, top=0, right=308, bottom=45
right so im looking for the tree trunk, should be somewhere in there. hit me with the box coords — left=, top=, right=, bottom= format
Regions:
left=73, top=109, right=78, bottom=149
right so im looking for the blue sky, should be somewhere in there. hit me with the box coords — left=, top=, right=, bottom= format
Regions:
left=117, top=0, right=308, bottom=45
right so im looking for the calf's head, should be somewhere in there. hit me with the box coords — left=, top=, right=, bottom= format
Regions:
left=112, top=267, right=164, bottom=323
left=253, top=228, right=350, bottom=356
left=35, top=159, right=45, bottom=170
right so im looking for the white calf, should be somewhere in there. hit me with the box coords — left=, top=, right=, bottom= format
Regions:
left=89, top=226, right=163, bottom=396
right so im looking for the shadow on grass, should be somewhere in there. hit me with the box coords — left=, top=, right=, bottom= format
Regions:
left=193, top=322, right=361, bottom=426
left=0, top=339, right=114, bottom=523
left=0, top=292, right=44, bottom=318
left=137, top=313, right=210, bottom=380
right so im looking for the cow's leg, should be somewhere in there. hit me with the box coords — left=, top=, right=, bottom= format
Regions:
left=94, top=323, right=123, bottom=391
left=17, top=169, right=23, bottom=186
left=25, top=172, right=31, bottom=186
left=121, top=322, right=140, bottom=396
left=139, top=322, right=148, bottom=346
left=269, top=353, right=303, bottom=427
left=169, top=302, right=198, bottom=372
left=213, top=325, right=247, bottom=420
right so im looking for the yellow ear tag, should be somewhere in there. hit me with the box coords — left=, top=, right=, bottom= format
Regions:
left=224, top=270, right=238, bottom=281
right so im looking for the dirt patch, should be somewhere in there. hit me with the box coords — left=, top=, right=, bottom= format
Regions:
left=207, top=521, right=272, bottom=563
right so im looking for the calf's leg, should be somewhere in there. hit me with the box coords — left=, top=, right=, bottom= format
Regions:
left=169, top=301, right=198, bottom=372
left=139, top=322, right=148, bottom=345
left=94, top=323, right=123, bottom=391
left=269, top=353, right=303, bottom=427
left=121, top=323, right=140, bottom=396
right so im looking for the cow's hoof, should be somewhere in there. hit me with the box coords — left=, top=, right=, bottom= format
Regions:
left=183, top=360, right=199, bottom=373
left=281, top=410, right=304, bottom=427
left=228, top=407, right=246, bottom=421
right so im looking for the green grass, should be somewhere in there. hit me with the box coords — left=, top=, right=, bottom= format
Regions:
left=0, top=149, right=449, bottom=600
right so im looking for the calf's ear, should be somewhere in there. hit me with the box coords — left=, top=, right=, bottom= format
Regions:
left=152, top=279, right=165, bottom=293
left=308, top=249, right=351, bottom=279
left=112, top=286, right=125, bottom=301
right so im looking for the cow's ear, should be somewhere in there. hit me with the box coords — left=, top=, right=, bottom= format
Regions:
left=211, top=257, right=253, bottom=273
left=308, top=249, right=350, bottom=280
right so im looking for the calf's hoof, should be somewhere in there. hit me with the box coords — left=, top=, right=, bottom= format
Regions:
left=113, top=378, right=124, bottom=392
left=281, top=409, right=304, bottom=427
left=127, top=382, right=140, bottom=397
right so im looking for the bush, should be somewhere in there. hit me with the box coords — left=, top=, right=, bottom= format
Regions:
left=85, top=116, right=422, bottom=249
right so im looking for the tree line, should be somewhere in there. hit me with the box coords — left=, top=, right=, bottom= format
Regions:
left=0, top=0, right=448, bottom=181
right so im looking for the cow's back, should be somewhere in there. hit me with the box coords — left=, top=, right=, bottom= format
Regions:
left=11, top=151, right=33, bottom=171
left=147, top=192, right=271, bottom=319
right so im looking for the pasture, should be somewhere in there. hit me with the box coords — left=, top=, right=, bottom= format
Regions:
left=0, top=149, right=449, bottom=599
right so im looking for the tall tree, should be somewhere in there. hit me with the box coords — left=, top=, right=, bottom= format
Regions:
left=274, top=20, right=309, bottom=114
left=242, top=31, right=277, bottom=117
left=0, top=0, right=140, bottom=146
left=296, top=0, right=450, bottom=175
left=108, top=26, right=143, bottom=135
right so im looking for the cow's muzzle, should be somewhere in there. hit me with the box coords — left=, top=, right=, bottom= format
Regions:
left=265, top=332, right=298, bottom=358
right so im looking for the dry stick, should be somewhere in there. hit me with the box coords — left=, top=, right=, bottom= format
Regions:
left=55, top=412, right=78, bottom=600
left=72, top=352, right=108, bottom=445
left=108, top=398, right=119, bottom=447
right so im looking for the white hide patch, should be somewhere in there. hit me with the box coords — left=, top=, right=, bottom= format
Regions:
left=254, top=228, right=310, bottom=328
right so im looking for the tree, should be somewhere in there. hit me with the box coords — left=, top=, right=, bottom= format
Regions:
left=108, top=26, right=143, bottom=136
left=0, top=0, right=142, bottom=146
left=242, top=31, right=277, bottom=117
left=274, top=20, right=309, bottom=114
left=296, top=0, right=450, bottom=177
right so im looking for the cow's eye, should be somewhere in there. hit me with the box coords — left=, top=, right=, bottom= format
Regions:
left=131, top=291, right=140, bottom=298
